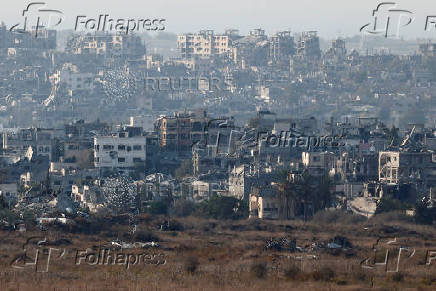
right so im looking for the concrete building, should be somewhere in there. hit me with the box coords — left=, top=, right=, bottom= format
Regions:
left=58, top=65, right=95, bottom=92
left=379, top=151, right=436, bottom=187
left=66, top=34, right=145, bottom=58
left=94, top=127, right=146, bottom=169
left=2, top=128, right=62, bottom=161
left=269, top=31, right=295, bottom=64
left=419, top=43, right=436, bottom=58
left=228, top=164, right=256, bottom=200
left=155, top=111, right=208, bottom=155
left=302, top=151, right=335, bottom=176
left=177, top=30, right=233, bottom=59
left=297, top=31, right=321, bottom=59
left=249, top=186, right=279, bottom=219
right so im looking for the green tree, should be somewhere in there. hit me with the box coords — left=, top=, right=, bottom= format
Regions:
left=277, top=170, right=296, bottom=219
left=314, top=175, right=333, bottom=211
left=148, top=201, right=168, bottom=215
left=197, top=195, right=248, bottom=220
left=375, top=197, right=408, bottom=214
left=296, top=171, right=316, bottom=221
left=171, top=199, right=195, bottom=217
left=415, top=199, right=436, bottom=225
left=383, top=125, right=400, bottom=147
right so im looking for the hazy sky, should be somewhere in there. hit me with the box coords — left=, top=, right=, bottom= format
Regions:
left=2, top=0, right=436, bottom=39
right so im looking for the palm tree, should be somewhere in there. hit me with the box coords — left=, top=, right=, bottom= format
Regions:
left=314, top=174, right=333, bottom=211
left=277, top=170, right=296, bottom=220
left=297, top=171, right=314, bottom=222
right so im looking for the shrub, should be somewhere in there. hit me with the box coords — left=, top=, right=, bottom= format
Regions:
left=184, top=256, right=199, bottom=274
left=375, top=197, right=409, bottom=214
left=391, top=272, right=404, bottom=282
left=135, top=230, right=160, bottom=242
left=171, top=199, right=195, bottom=217
left=312, top=210, right=365, bottom=225
left=196, top=195, right=248, bottom=220
left=284, top=264, right=301, bottom=280
left=250, top=262, right=267, bottom=279
left=312, top=267, right=335, bottom=281
left=147, top=201, right=168, bottom=215
left=353, top=270, right=367, bottom=282
left=415, top=199, right=436, bottom=225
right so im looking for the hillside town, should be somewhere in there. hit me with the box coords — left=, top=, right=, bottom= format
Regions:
left=1, top=24, right=436, bottom=228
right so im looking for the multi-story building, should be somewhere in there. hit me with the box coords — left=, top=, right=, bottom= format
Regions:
left=177, top=30, right=232, bottom=59
left=2, top=128, right=62, bottom=161
left=66, top=34, right=145, bottom=58
left=228, top=164, right=254, bottom=200
left=58, top=65, right=95, bottom=92
left=419, top=43, right=436, bottom=58
left=155, top=110, right=208, bottom=154
left=378, top=151, right=436, bottom=187
left=0, top=24, right=56, bottom=49
left=269, top=31, right=295, bottom=64
left=249, top=186, right=279, bottom=219
left=94, top=127, right=146, bottom=169
left=297, top=31, right=321, bottom=59
left=302, top=151, right=336, bottom=176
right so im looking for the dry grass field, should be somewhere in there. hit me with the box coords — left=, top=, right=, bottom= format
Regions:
left=1, top=213, right=436, bottom=290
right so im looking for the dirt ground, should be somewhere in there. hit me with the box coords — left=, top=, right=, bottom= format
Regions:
left=1, top=216, right=436, bottom=290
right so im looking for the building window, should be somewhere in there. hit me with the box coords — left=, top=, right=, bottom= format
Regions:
left=133, top=145, right=142, bottom=151
left=118, top=145, right=126, bottom=150
left=118, top=158, right=126, bottom=163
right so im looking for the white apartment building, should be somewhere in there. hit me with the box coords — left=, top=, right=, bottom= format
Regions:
left=94, top=129, right=146, bottom=169
left=177, top=30, right=232, bottom=59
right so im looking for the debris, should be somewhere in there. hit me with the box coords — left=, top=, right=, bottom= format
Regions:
left=327, top=242, right=342, bottom=249
left=134, top=241, right=160, bottom=248
left=330, top=236, right=352, bottom=249
left=109, top=240, right=159, bottom=249
left=264, top=237, right=296, bottom=252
